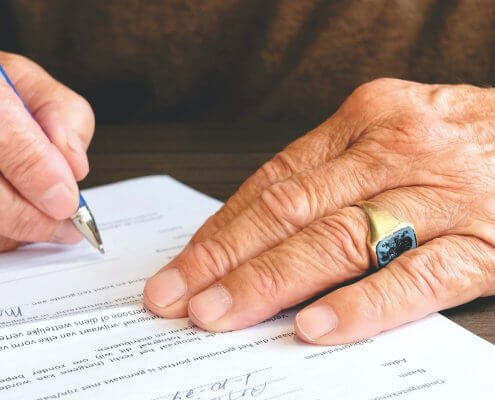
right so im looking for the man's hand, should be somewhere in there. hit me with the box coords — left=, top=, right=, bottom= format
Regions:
left=144, top=78, right=495, bottom=345
left=0, top=52, right=94, bottom=251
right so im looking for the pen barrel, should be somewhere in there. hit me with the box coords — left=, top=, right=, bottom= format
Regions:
left=79, top=194, right=87, bottom=209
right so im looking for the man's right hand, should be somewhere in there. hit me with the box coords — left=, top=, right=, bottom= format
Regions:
left=0, top=52, right=95, bottom=252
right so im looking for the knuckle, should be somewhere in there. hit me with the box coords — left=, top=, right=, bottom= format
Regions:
left=258, top=152, right=294, bottom=184
left=2, top=137, right=48, bottom=187
left=243, top=256, right=287, bottom=302
left=0, top=92, right=26, bottom=131
left=344, top=78, right=411, bottom=122
left=345, top=150, right=391, bottom=194
left=189, top=203, right=239, bottom=244
left=366, top=77, right=404, bottom=90
left=70, top=92, right=92, bottom=113
left=392, top=243, right=456, bottom=303
left=425, top=239, right=492, bottom=297
left=189, top=213, right=223, bottom=245
left=427, top=86, right=452, bottom=108
left=465, top=240, right=495, bottom=291
left=351, top=279, right=391, bottom=321
left=260, top=178, right=311, bottom=228
left=1, top=53, right=33, bottom=70
left=190, top=238, right=238, bottom=280
left=70, top=94, right=95, bottom=137
left=310, top=209, right=370, bottom=273
left=426, top=85, right=476, bottom=110
left=351, top=78, right=397, bottom=101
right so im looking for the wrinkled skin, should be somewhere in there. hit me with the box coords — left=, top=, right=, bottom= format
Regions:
left=0, top=52, right=94, bottom=251
left=145, top=78, right=495, bottom=345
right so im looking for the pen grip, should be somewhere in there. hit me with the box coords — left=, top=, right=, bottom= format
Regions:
left=0, top=64, right=31, bottom=114
left=1, top=64, right=86, bottom=211
left=79, top=194, right=86, bottom=208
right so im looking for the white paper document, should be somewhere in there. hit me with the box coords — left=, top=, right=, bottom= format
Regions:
left=0, top=176, right=222, bottom=327
left=0, top=176, right=494, bottom=399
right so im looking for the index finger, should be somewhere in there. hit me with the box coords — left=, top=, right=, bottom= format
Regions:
left=144, top=150, right=394, bottom=317
left=0, top=53, right=95, bottom=181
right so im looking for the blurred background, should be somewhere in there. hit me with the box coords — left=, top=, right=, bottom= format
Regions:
left=1, top=0, right=494, bottom=127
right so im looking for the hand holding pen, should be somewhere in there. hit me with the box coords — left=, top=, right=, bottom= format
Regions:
left=0, top=52, right=103, bottom=253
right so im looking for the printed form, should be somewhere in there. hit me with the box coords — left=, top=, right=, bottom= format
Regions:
left=0, top=176, right=494, bottom=400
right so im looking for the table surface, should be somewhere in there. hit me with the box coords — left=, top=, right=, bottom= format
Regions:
left=84, top=122, right=495, bottom=344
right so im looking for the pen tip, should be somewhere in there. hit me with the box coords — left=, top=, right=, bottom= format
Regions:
left=98, top=245, right=105, bottom=255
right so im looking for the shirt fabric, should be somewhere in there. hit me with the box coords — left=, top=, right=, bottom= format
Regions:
left=1, top=0, right=494, bottom=124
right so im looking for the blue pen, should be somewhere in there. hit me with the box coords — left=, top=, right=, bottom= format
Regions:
left=0, top=65, right=104, bottom=254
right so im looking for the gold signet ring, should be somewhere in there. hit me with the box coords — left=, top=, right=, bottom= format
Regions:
left=356, top=202, right=417, bottom=269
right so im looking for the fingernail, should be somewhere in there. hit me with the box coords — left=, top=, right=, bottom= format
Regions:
left=189, top=285, right=232, bottom=324
left=52, top=221, right=83, bottom=244
left=145, top=268, right=187, bottom=308
left=296, top=304, right=338, bottom=341
left=40, top=182, right=78, bottom=220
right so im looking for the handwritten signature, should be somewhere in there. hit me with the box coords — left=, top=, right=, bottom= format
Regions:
left=158, top=368, right=284, bottom=400
left=0, top=306, right=22, bottom=318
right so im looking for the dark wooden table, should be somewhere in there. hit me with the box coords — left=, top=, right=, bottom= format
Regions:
left=84, top=122, right=495, bottom=344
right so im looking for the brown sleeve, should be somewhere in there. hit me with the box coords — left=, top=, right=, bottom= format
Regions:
left=2, top=0, right=494, bottom=124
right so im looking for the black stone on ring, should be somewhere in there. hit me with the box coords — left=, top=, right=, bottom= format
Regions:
left=356, top=202, right=418, bottom=269
left=375, top=226, right=417, bottom=268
